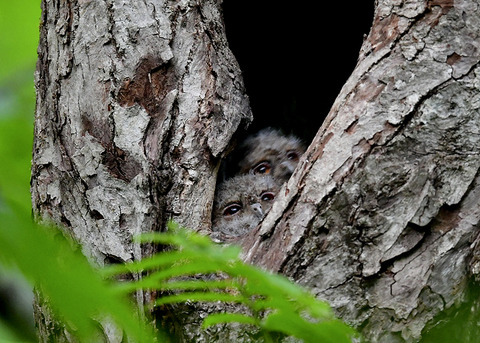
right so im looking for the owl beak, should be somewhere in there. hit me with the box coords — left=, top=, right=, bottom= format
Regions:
left=251, top=203, right=264, bottom=218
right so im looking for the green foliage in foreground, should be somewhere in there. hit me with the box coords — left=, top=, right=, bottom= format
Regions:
left=105, top=222, right=357, bottom=342
left=0, top=209, right=356, bottom=342
left=0, top=1, right=41, bottom=79
left=0, top=205, right=156, bottom=342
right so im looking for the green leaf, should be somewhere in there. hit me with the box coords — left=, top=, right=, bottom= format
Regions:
left=112, top=260, right=235, bottom=295
left=0, top=317, right=27, bottom=342
left=135, top=230, right=241, bottom=261
left=101, top=250, right=200, bottom=277
left=263, top=311, right=355, bottom=343
left=0, top=2, right=40, bottom=79
left=131, top=225, right=358, bottom=341
left=0, top=206, right=156, bottom=342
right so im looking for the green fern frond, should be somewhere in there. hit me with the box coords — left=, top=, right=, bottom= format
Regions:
left=130, top=222, right=357, bottom=342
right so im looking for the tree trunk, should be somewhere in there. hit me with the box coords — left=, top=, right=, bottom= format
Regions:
left=243, top=0, right=480, bottom=342
left=32, top=0, right=480, bottom=342
left=32, top=0, right=250, bottom=341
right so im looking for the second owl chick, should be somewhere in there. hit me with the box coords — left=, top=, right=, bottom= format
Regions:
left=212, top=174, right=279, bottom=237
left=238, top=128, right=305, bottom=184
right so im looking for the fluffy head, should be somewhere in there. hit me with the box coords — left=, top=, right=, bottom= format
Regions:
left=212, top=174, right=279, bottom=237
left=238, top=128, right=305, bottom=183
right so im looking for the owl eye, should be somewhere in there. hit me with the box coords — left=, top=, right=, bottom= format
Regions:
left=253, top=161, right=272, bottom=175
left=223, top=203, right=242, bottom=216
left=286, top=151, right=299, bottom=160
left=260, top=192, right=275, bottom=202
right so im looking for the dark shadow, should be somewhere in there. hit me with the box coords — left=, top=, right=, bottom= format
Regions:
left=222, top=1, right=375, bottom=143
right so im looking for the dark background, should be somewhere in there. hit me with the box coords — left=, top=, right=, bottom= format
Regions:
left=222, top=2, right=375, bottom=144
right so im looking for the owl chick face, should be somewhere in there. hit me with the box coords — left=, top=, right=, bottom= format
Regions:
left=238, top=128, right=305, bottom=183
left=212, top=174, right=279, bottom=237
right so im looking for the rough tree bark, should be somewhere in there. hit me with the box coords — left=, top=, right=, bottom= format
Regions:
left=32, top=0, right=250, bottom=341
left=31, top=0, right=480, bottom=342
left=244, top=0, right=480, bottom=342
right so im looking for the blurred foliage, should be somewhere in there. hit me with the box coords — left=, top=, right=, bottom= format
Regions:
left=0, top=1, right=49, bottom=341
left=419, top=282, right=480, bottom=343
left=106, top=222, right=357, bottom=343
left=0, top=205, right=156, bottom=342
left=0, top=1, right=39, bottom=210
left=0, top=2, right=41, bottom=79
left=0, top=1, right=40, bottom=341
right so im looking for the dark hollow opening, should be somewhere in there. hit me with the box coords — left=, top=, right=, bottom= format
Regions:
left=222, top=2, right=375, bottom=144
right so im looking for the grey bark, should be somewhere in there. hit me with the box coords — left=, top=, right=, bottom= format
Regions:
left=243, top=0, right=480, bottom=342
left=31, top=0, right=480, bottom=342
left=32, top=0, right=250, bottom=341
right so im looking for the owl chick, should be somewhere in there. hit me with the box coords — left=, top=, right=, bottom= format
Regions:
left=212, top=174, right=279, bottom=237
left=238, top=128, right=306, bottom=184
